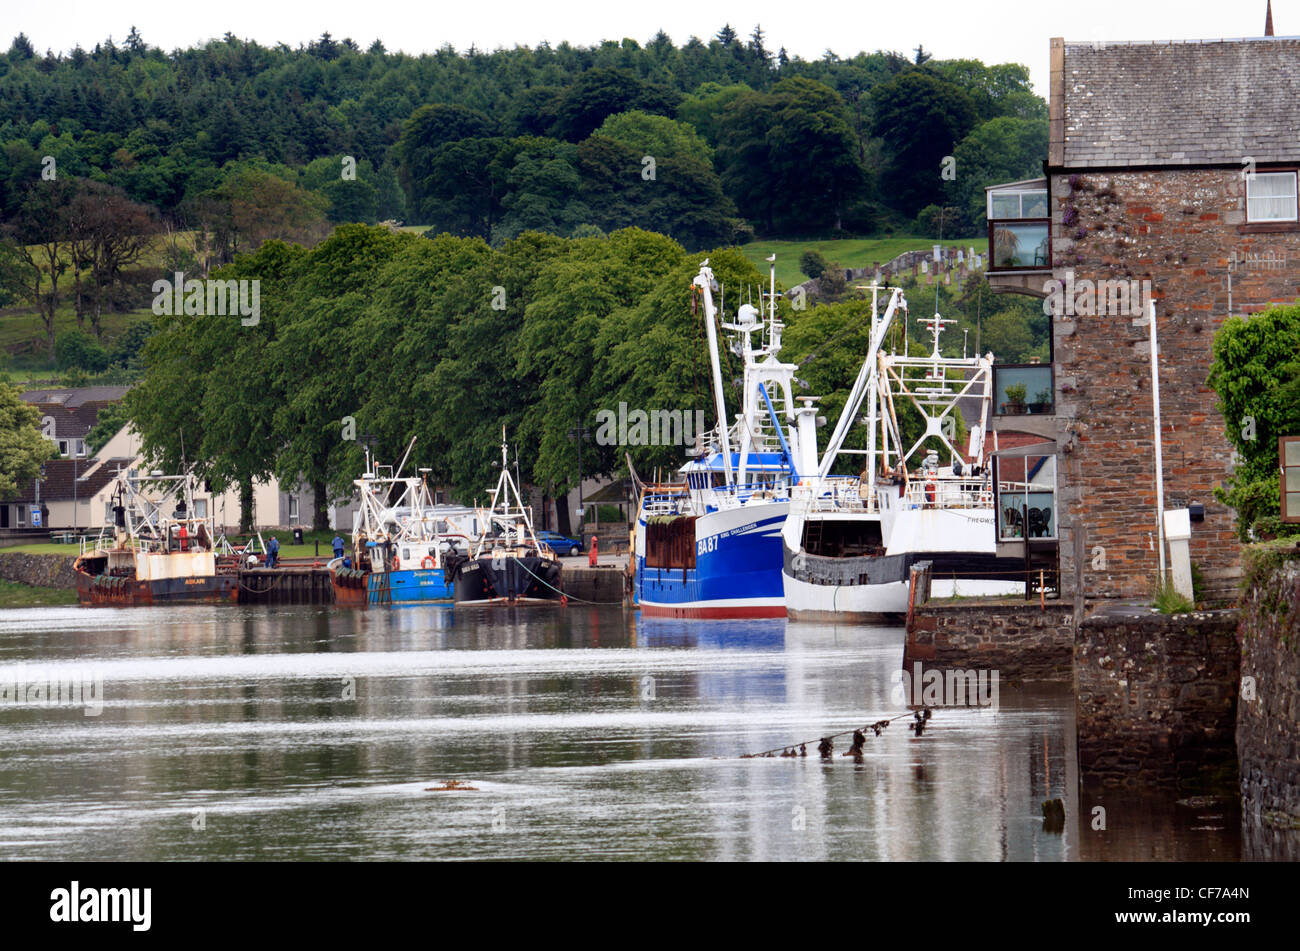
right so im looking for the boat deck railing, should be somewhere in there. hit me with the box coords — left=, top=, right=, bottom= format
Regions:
left=641, top=480, right=793, bottom=516
left=900, top=477, right=995, bottom=510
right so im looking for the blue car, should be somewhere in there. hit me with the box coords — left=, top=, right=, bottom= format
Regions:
left=536, top=531, right=583, bottom=556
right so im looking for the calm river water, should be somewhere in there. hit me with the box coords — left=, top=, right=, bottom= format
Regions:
left=0, top=604, right=1242, bottom=861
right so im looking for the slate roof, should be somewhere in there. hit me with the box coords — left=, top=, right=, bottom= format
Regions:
left=8, top=458, right=132, bottom=504
left=19, top=386, right=130, bottom=407
left=1061, top=37, right=1300, bottom=168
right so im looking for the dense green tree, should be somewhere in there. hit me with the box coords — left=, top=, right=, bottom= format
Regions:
left=0, top=383, right=58, bottom=497
left=949, top=116, right=1049, bottom=231
left=550, top=67, right=682, bottom=141
left=716, top=77, right=867, bottom=235
left=594, top=110, right=713, bottom=165
left=871, top=70, right=979, bottom=218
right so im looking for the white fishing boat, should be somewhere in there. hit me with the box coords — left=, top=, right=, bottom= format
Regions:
left=781, top=300, right=1025, bottom=620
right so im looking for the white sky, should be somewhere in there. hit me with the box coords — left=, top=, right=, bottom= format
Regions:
left=4, top=0, right=1286, bottom=96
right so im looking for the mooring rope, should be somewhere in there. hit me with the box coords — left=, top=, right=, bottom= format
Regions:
left=741, top=709, right=933, bottom=759
left=512, top=557, right=624, bottom=605
left=236, top=572, right=286, bottom=594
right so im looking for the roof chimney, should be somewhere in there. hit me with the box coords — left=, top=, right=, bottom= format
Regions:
left=1266, top=0, right=1275, bottom=35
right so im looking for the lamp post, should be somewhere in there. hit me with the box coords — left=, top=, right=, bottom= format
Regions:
left=568, top=426, right=590, bottom=544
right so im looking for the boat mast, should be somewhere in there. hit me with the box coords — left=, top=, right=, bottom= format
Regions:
left=818, top=286, right=906, bottom=480
left=694, top=261, right=734, bottom=487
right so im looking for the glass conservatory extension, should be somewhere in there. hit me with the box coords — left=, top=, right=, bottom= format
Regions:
left=987, top=178, right=1050, bottom=271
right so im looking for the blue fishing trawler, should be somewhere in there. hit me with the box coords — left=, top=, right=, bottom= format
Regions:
left=631, top=259, right=820, bottom=619
left=329, top=441, right=476, bottom=606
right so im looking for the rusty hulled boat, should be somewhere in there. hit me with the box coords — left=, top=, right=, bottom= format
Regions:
left=73, top=469, right=237, bottom=606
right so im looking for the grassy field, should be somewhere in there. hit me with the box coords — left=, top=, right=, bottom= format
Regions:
left=742, top=236, right=986, bottom=288
left=0, top=579, right=78, bottom=608
left=0, top=298, right=153, bottom=375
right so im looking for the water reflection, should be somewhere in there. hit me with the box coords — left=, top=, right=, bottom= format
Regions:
left=0, top=604, right=1245, bottom=861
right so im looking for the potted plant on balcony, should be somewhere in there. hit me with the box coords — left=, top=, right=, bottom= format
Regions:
left=1029, top=389, right=1052, bottom=414
left=1002, top=383, right=1027, bottom=415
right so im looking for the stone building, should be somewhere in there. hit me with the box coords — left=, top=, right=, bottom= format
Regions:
left=987, top=32, right=1300, bottom=601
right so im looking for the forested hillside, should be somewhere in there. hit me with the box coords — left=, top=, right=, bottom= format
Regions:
left=0, top=25, right=1046, bottom=251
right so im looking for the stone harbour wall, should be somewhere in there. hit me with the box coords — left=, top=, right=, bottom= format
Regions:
left=0, top=552, right=78, bottom=589
left=904, top=601, right=1075, bottom=682
left=1074, top=607, right=1240, bottom=791
left=1236, top=549, right=1300, bottom=849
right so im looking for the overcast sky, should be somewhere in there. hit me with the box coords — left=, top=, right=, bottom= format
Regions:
left=5, top=0, right=1286, bottom=96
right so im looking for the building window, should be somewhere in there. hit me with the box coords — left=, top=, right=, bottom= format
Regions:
left=75, top=439, right=86, bottom=457
left=194, top=499, right=207, bottom=518
left=288, top=495, right=299, bottom=523
left=988, top=189, right=1049, bottom=219
left=17, top=507, right=25, bottom=526
left=58, top=440, right=68, bottom=456
left=1246, top=171, right=1298, bottom=222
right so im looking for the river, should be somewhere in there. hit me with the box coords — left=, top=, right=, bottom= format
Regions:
left=0, top=603, right=1241, bottom=861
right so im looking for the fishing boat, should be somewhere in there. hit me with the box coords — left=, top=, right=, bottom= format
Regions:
left=443, top=434, right=563, bottom=605
left=632, top=258, right=813, bottom=618
left=329, top=441, right=475, bottom=606
left=781, top=302, right=1025, bottom=621
left=73, top=468, right=237, bottom=605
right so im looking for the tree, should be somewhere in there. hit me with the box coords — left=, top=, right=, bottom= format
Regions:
left=55, top=329, right=110, bottom=372
left=717, top=78, right=866, bottom=234
left=267, top=225, right=407, bottom=528
left=0, top=384, right=58, bottom=498
left=871, top=71, right=978, bottom=218
left=549, top=68, right=682, bottom=141
left=186, top=165, right=329, bottom=268
left=67, top=180, right=159, bottom=339
left=799, top=249, right=829, bottom=280
left=396, top=103, right=497, bottom=210
left=2, top=179, right=77, bottom=355
left=86, top=400, right=131, bottom=455
left=593, top=110, right=713, bottom=165
left=7, top=34, right=35, bottom=61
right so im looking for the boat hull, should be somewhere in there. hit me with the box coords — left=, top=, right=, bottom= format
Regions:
left=635, top=503, right=788, bottom=619
left=449, top=555, right=563, bottom=605
left=329, top=564, right=453, bottom=605
left=75, top=570, right=238, bottom=606
left=781, top=524, right=1025, bottom=621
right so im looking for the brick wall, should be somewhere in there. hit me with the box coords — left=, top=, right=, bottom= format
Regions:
left=1048, top=167, right=1300, bottom=600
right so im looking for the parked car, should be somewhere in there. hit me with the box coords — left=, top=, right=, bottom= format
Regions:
left=536, top=531, right=583, bottom=556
